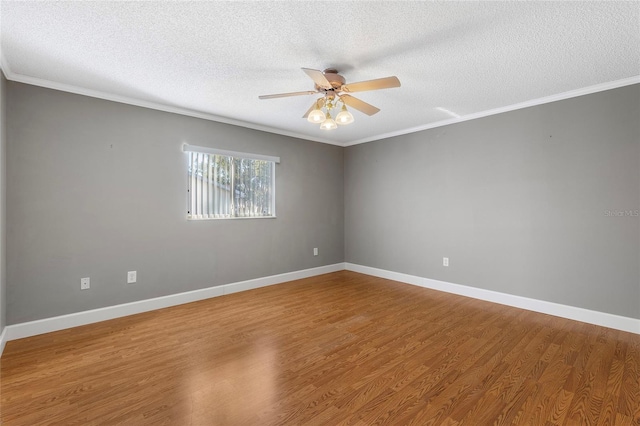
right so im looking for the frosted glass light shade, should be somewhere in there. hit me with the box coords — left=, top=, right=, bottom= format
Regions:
left=336, top=107, right=354, bottom=125
left=319, top=113, right=337, bottom=130
left=307, top=108, right=325, bottom=123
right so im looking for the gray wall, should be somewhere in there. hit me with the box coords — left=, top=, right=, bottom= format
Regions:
left=0, top=72, right=6, bottom=333
left=345, top=84, right=640, bottom=319
left=7, top=82, right=344, bottom=324
left=5, top=80, right=639, bottom=326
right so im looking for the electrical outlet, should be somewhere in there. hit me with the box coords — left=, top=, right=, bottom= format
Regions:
left=313, top=247, right=318, bottom=256
left=127, top=271, right=137, bottom=284
left=81, top=277, right=90, bottom=290
left=443, top=257, right=449, bottom=267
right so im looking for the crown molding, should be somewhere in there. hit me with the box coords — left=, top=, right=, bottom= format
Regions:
left=2, top=68, right=344, bottom=147
left=344, top=75, right=640, bottom=146
left=2, top=58, right=638, bottom=147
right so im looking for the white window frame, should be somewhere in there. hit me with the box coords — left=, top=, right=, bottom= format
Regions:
left=184, top=144, right=279, bottom=220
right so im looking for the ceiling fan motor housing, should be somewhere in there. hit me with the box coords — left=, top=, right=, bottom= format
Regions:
left=316, top=68, right=346, bottom=91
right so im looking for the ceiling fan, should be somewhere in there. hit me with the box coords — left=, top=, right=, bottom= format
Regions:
left=259, top=68, right=401, bottom=130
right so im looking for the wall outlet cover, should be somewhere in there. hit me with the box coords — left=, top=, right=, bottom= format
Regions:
left=127, top=271, right=137, bottom=284
left=81, top=277, right=90, bottom=290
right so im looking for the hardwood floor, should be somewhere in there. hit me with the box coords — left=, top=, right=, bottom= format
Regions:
left=1, top=271, right=638, bottom=425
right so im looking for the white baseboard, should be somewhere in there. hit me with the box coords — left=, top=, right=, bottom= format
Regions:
left=1, top=263, right=345, bottom=351
left=3, top=261, right=637, bottom=359
left=221, top=263, right=343, bottom=295
left=345, top=263, right=640, bottom=335
left=0, top=326, right=7, bottom=355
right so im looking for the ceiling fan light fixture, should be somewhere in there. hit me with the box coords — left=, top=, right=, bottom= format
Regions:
left=260, top=67, right=400, bottom=131
left=336, top=104, right=354, bottom=125
left=307, top=107, right=325, bottom=123
left=319, top=112, right=337, bottom=130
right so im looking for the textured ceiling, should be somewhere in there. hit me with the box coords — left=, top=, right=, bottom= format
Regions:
left=1, top=1, right=639, bottom=146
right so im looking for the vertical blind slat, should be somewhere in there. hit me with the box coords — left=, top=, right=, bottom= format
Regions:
left=203, top=154, right=209, bottom=218
left=197, top=153, right=202, bottom=218
left=189, top=152, right=195, bottom=218
left=206, top=156, right=211, bottom=218
left=226, top=157, right=232, bottom=217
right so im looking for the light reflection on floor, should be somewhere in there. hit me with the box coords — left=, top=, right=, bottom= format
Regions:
left=183, top=339, right=278, bottom=424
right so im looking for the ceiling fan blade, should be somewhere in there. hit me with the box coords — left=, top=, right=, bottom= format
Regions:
left=259, top=90, right=317, bottom=100
left=341, top=76, right=401, bottom=93
left=340, top=94, right=380, bottom=116
left=302, top=68, right=333, bottom=90
left=302, top=98, right=325, bottom=118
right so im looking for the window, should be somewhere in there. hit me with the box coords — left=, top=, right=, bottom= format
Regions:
left=184, top=144, right=279, bottom=219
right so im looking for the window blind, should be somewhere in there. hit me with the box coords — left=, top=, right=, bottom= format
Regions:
left=184, top=144, right=277, bottom=219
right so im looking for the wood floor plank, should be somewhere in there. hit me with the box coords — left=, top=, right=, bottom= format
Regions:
left=619, top=340, right=640, bottom=422
left=1, top=271, right=638, bottom=425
